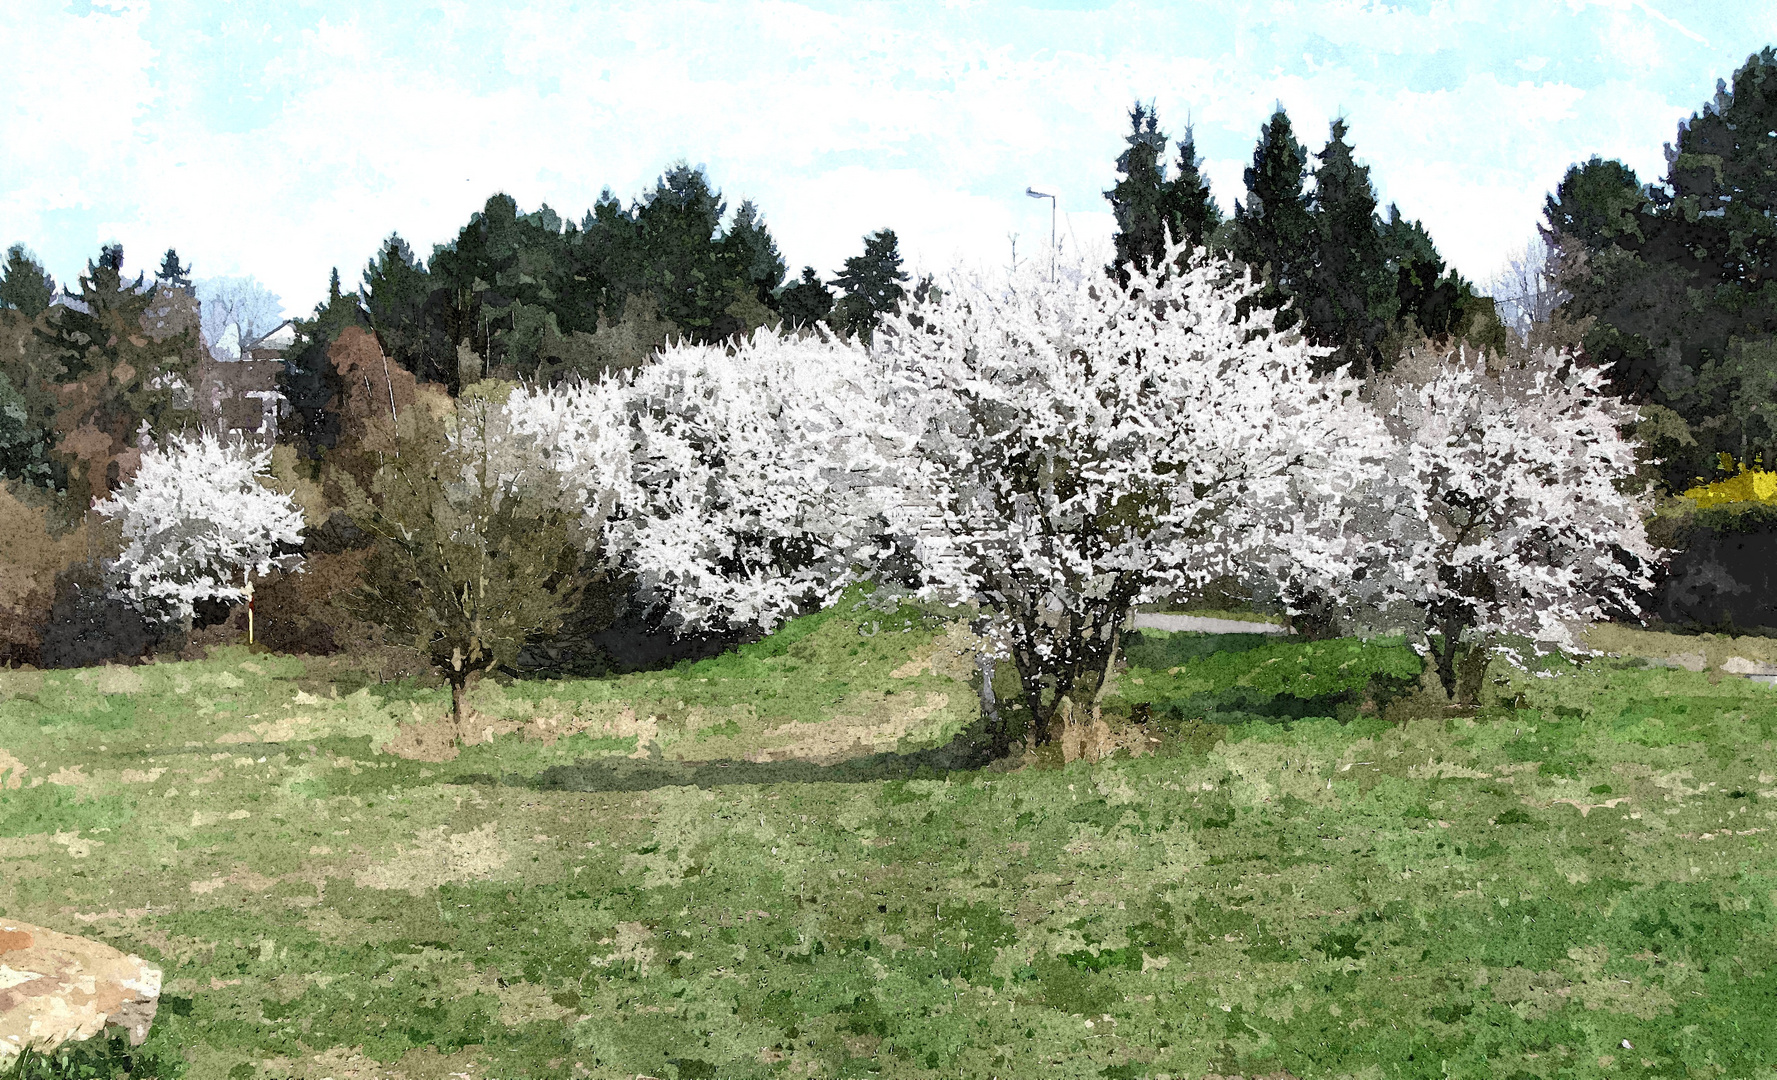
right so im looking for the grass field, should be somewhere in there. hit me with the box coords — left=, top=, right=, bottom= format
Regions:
left=2, top=595, right=1775, bottom=1079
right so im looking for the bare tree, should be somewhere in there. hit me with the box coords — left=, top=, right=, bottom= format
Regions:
left=196, top=276, right=286, bottom=359
left=1487, top=234, right=1564, bottom=342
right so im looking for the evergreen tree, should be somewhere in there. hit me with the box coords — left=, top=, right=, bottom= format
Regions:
left=1160, top=122, right=1222, bottom=255
left=1379, top=205, right=1481, bottom=341
left=155, top=248, right=192, bottom=291
left=426, top=193, right=577, bottom=389
left=1549, top=48, right=1777, bottom=487
left=630, top=164, right=732, bottom=339
left=831, top=229, right=909, bottom=344
left=1231, top=107, right=1315, bottom=330
left=1542, top=156, right=1646, bottom=251
left=1304, top=119, right=1396, bottom=374
left=360, top=233, right=436, bottom=384
left=778, top=267, right=834, bottom=331
left=573, top=188, right=643, bottom=325
left=1104, top=102, right=1172, bottom=285
left=0, top=245, right=55, bottom=318
left=37, top=244, right=202, bottom=504
left=719, top=199, right=788, bottom=308
left=279, top=267, right=368, bottom=458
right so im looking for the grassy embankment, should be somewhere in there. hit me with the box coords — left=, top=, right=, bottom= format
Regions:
left=1, top=593, right=1774, bottom=1079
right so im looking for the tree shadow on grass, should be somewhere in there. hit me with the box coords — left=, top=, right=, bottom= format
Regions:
left=479, top=719, right=1005, bottom=793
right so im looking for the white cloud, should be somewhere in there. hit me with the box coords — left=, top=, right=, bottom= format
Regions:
left=0, top=0, right=1769, bottom=314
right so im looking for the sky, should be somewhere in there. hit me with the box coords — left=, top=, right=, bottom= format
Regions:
left=2, top=0, right=1773, bottom=321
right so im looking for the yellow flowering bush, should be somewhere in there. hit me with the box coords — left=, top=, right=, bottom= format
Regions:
left=1682, top=459, right=1777, bottom=508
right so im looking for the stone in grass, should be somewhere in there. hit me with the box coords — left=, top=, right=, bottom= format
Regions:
left=0, top=921, right=162, bottom=1064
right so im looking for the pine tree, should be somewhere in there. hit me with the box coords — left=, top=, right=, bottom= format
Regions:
left=632, top=164, right=731, bottom=338
left=426, top=193, right=578, bottom=388
left=37, top=244, right=202, bottom=504
left=0, top=245, right=56, bottom=318
left=1160, top=122, right=1222, bottom=255
left=1104, top=102, right=1172, bottom=285
left=778, top=267, right=834, bottom=331
left=719, top=200, right=787, bottom=308
left=279, top=267, right=368, bottom=458
left=154, top=248, right=192, bottom=291
left=360, top=233, right=436, bottom=384
left=1232, top=107, right=1315, bottom=330
left=1548, top=48, right=1777, bottom=487
left=1542, top=156, right=1646, bottom=252
left=1304, top=119, right=1396, bottom=374
left=831, top=229, right=909, bottom=344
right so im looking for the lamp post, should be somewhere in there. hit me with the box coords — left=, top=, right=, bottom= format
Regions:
left=1025, top=187, right=1057, bottom=282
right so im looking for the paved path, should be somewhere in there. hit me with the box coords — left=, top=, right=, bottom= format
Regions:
left=1130, top=613, right=1291, bottom=635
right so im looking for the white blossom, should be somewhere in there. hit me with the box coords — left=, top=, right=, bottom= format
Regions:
left=501, top=375, right=632, bottom=540
left=869, top=243, right=1383, bottom=728
left=1253, top=346, right=1661, bottom=695
left=503, top=338, right=906, bottom=638
left=96, top=430, right=305, bottom=621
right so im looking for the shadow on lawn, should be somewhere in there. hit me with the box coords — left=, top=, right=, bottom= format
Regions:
left=490, top=719, right=1006, bottom=793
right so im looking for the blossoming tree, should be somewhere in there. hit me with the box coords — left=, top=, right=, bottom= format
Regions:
left=1249, top=347, right=1661, bottom=703
left=96, top=430, right=306, bottom=626
left=607, top=332, right=907, bottom=636
left=870, top=244, right=1384, bottom=751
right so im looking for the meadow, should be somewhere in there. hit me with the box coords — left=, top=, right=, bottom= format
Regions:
left=2, top=594, right=1774, bottom=1079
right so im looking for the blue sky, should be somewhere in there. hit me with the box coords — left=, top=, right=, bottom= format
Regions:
left=2, top=0, right=1773, bottom=319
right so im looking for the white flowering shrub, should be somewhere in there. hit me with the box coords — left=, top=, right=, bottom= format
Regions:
left=1252, top=347, right=1661, bottom=702
left=608, top=332, right=905, bottom=635
left=869, top=244, right=1382, bottom=744
left=96, top=430, right=305, bottom=623
left=501, top=375, right=632, bottom=541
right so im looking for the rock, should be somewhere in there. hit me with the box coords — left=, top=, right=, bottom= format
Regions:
left=0, top=921, right=162, bottom=1063
left=1722, top=656, right=1777, bottom=678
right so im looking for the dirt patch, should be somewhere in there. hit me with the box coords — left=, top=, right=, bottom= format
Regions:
left=0, top=748, right=24, bottom=789
left=383, top=700, right=657, bottom=762
left=215, top=714, right=328, bottom=745
left=743, top=692, right=952, bottom=765
left=889, top=622, right=982, bottom=681
left=519, top=702, right=656, bottom=755
left=381, top=715, right=472, bottom=763
left=74, top=664, right=145, bottom=695
left=352, top=822, right=512, bottom=895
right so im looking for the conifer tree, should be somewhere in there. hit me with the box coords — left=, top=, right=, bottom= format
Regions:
left=1231, top=107, right=1315, bottom=330
left=0, top=246, right=55, bottom=318
left=832, top=229, right=910, bottom=344
left=778, top=267, right=835, bottom=331
left=360, top=233, right=436, bottom=383
left=1304, top=119, right=1396, bottom=374
left=1160, top=122, right=1222, bottom=254
left=1548, top=48, right=1777, bottom=487
left=719, top=200, right=788, bottom=309
left=631, top=164, right=731, bottom=339
left=1104, top=102, right=1172, bottom=285
left=38, top=244, right=202, bottom=504
left=154, top=249, right=193, bottom=291
left=1380, top=206, right=1464, bottom=339
left=279, top=268, right=368, bottom=458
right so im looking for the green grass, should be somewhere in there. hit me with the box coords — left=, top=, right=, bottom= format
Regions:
left=2, top=610, right=1775, bottom=1079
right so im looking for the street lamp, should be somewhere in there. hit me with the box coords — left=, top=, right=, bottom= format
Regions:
left=1025, top=187, right=1057, bottom=282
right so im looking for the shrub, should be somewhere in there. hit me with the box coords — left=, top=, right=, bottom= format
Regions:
left=38, top=561, right=159, bottom=669
left=0, top=481, right=85, bottom=666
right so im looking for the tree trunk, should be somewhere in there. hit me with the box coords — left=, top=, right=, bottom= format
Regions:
left=450, top=676, right=470, bottom=742
left=1454, top=636, right=1493, bottom=707
left=977, top=651, right=1008, bottom=758
left=1433, top=618, right=1464, bottom=702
